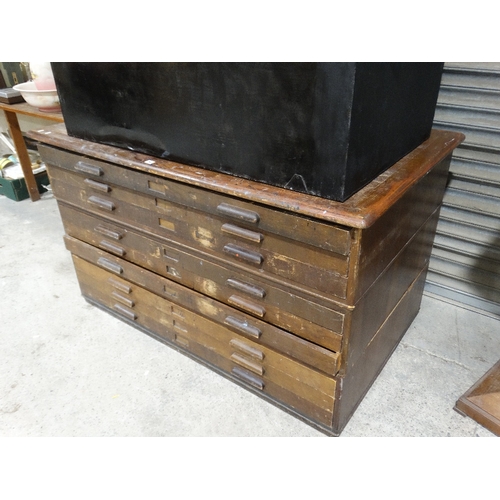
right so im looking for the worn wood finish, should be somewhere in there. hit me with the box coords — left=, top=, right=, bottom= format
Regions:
left=0, top=102, right=63, bottom=202
left=353, top=153, right=452, bottom=303
left=35, top=125, right=464, bottom=435
left=58, top=203, right=346, bottom=351
left=335, top=265, right=429, bottom=432
left=64, top=234, right=340, bottom=375
left=38, top=144, right=352, bottom=255
left=33, top=125, right=462, bottom=227
left=455, top=360, right=500, bottom=436
left=341, top=208, right=442, bottom=374
left=47, top=165, right=350, bottom=298
left=73, top=255, right=336, bottom=426
left=4, top=111, right=41, bottom=202
left=0, top=102, right=64, bottom=123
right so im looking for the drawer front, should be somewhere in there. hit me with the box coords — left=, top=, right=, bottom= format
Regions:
left=59, top=203, right=345, bottom=352
left=65, top=234, right=340, bottom=375
left=45, top=159, right=350, bottom=300
left=40, top=144, right=351, bottom=255
left=72, top=255, right=336, bottom=426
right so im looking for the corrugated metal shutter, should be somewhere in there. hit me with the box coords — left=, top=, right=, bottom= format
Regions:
left=427, top=62, right=500, bottom=318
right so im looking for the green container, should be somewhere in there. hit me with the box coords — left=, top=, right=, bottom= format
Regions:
left=0, top=171, right=49, bottom=201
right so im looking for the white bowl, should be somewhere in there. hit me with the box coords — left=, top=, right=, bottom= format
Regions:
left=13, top=81, right=61, bottom=112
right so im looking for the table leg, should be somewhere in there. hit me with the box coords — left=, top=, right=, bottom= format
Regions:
left=3, top=109, right=40, bottom=201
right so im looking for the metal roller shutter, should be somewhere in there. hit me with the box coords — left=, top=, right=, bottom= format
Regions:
left=428, top=62, right=500, bottom=318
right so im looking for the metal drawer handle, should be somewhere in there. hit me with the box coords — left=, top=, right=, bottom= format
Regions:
left=229, top=338, right=264, bottom=360
left=221, top=223, right=263, bottom=243
left=228, top=295, right=266, bottom=318
left=216, top=203, right=260, bottom=224
left=97, top=257, right=123, bottom=275
left=113, top=303, right=137, bottom=321
left=108, top=277, right=131, bottom=294
left=226, top=278, right=265, bottom=299
left=232, top=366, right=264, bottom=390
left=223, top=244, right=263, bottom=266
left=99, top=240, right=126, bottom=257
left=88, top=196, right=115, bottom=212
left=95, top=225, right=123, bottom=240
left=111, top=291, right=134, bottom=308
left=230, top=353, right=264, bottom=376
left=224, top=316, right=262, bottom=339
left=74, top=161, right=103, bottom=177
left=84, top=178, right=111, bottom=192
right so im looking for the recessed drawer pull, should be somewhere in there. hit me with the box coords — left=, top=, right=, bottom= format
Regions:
left=221, top=223, right=263, bottom=243
left=226, top=278, right=266, bottom=299
left=163, top=285, right=179, bottom=300
left=228, top=295, right=266, bottom=318
left=173, top=320, right=188, bottom=333
left=97, top=257, right=123, bottom=275
left=88, top=195, right=115, bottom=212
left=216, top=203, right=260, bottom=224
left=174, top=334, right=190, bottom=347
left=230, top=353, right=264, bottom=376
left=99, top=240, right=126, bottom=257
left=108, top=277, right=131, bottom=294
left=224, top=316, right=262, bottom=339
left=84, top=178, right=111, bottom=192
left=223, top=244, right=263, bottom=266
left=113, top=303, right=137, bottom=321
left=95, top=225, right=123, bottom=240
left=74, top=161, right=103, bottom=177
left=232, top=366, right=264, bottom=391
left=111, top=291, right=135, bottom=308
left=229, top=338, right=264, bottom=360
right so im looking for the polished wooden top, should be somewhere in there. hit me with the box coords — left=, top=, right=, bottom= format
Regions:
left=0, top=101, right=64, bottom=123
left=28, top=124, right=464, bottom=228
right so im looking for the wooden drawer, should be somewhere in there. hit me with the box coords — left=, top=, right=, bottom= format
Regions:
left=44, top=153, right=351, bottom=300
left=72, top=255, right=337, bottom=427
left=59, top=203, right=346, bottom=351
left=41, top=144, right=352, bottom=254
left=65, top=234, right=340, bottom=375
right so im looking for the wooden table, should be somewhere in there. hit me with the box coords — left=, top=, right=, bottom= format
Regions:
left=0, top=102, right=64, bottom=201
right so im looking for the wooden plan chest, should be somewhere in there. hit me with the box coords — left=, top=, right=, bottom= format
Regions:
left=32, top=125, right=463, bottom=435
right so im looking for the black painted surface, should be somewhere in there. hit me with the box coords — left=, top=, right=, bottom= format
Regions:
left=51, top=62, right=443, bottom=201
